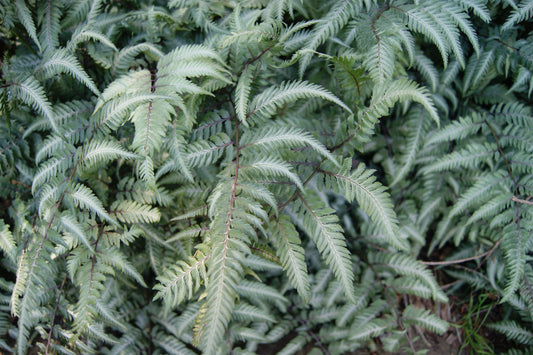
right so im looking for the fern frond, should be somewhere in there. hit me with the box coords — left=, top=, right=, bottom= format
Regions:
left=502, top=224, right=526, bottom=301
left=322, top=160, right=404, bottom=250
left=58, top=214, right=94, bottom=252
left=393, top=277, right=434, bottom=300
left=445, top=3, right=481, bottom=54
left=363, top=33, right=399, bottom=84
left=414, top=52, right=439, bottom=92
left=236, top=281, right=288, bottom=310
left=112, top=43, right=163, bottom=75
left=35, top=134, right=68, bottom=164
left=488, top=320, right=533, bottom=345
left=423, top=142, right=497, bottom=173
left=391, top=107, right=427, bottom=186
left=241, top=157, right=303, bottom=190
left=199, top=245, right=242, bottom=354
left=14, top=0, right=41, bottom=51
left=249, top=80, right=351, bottom=121
left=171, top=205, right=209, bottom=222
left=232, top=302, right=276, bottom=323
left=82, top=139, right=139, bottom=167
left=240, top=125, right=338, bottom=166
left=402, top=3, right=451, bottom=66
left=299, top=0, right=360, bottom=77
left=32, top=155, right=75, bottom=194
left=293, top=192, right=356, bottom=303
left=154, top=249, right=209, bottom=312
left=94, top=93, right=173, bottom=132
left=235, top=64, right=255, bottom=125
left=36, top=49, right=100, bottom=95
left=370, top=252, right=448, bottom=302
left=12, top=77, right=57, bottom=132
left=502, top=0, right=533, bottom=30
left=153, top=333, right=197, bottom=355
left=358, top=79, right=439, bottom=145
left=402, top=305, right=449, bottom=334
left=449, top=170, right=508, bottom=217
left=0, top=220, right=16, bottom=263
left=68, top=183, right=116, bottom=225
left=186, top=132, right=231, bottom=168
left=110, top=200, right=160, bottom=224
left=38, top=0, right=62, bottom=52
left=336, top=272, right=374, bottom=327
left=456, top=0, right=491, bottom=23
left=277, top=334, right=308, bottom=355
left=270, top=215, right=310, bottom=303
left=349, top=317, right=392, bottom=342
left=130, top=99, right=175, bottom=156
left=425, top=113, right=485, bottom=146
left=463, top=49, right=494, bottom=93
left=199, top=176, right=252, bottom=353
left=466, top=192, right=512, bottom=225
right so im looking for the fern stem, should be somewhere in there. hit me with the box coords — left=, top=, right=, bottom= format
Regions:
left=511, top=196, right=533, bottom=206
left=45, top=274, right=68, bottom=355
left=421, top=238, right=502, bottom=266
left=287, top=304, right=330, bottom=355
left=237, top=45, right=274, bottom=78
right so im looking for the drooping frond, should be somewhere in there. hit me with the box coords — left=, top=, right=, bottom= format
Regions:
left=502, top=0, right=533, bottom=30
left=67, top=183, right=116, bottom=225
left=354, top=78, right=439, bottom=146
left=423, top=142, right=497, bottom=173
left=110, top=200, right=160, bottom=224
left=240, top=157, right=304, bottom=190
left=401, top=305, right=449, bottom=334
left=299, top=0, right=361, bottom=77
left=0, top=220, right=16, bottom=263
left=11, top=77, right=57, bottom=132
left=321, top=160, right=405, bottom=250
left=154, top=248, right=209, bottom=312
left=240, top=125, right=338, bottom=166
left=35, top=49, right=100, bottom=95
left=249, top=80, right=351, bottom=122
left=269, top=215, right=310, bottom=303
left=488, top=320, right=533, bottom=345
left=369, top=252, right=448, bottom=302
left=38, top=0, right=62, bottom=53
left=14, top=0, right=41, bottom=51
left=502, top=224, right=527, bottom=301
left=292, top=191, right=356, bottom=303
left=390, top=107, right=428, bottom=186
left=81, top=139, right=139, bottom=168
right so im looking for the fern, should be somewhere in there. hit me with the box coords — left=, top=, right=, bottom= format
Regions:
left=1, top=1, right=532, bottom=353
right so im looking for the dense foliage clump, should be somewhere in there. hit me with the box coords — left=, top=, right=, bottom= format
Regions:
left=0, top=0, right=532, bottom=354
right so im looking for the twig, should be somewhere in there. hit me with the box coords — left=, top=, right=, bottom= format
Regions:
left=511, top=196, right=533, bottom=206
left=421, top=239, right=501, bottom=266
